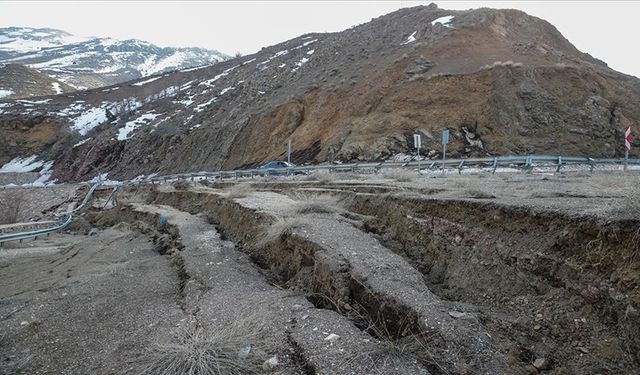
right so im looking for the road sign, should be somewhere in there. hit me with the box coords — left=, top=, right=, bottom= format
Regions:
left=442, top=129, right=449, bottom=145
left=413, top=134, right=421, bottom=149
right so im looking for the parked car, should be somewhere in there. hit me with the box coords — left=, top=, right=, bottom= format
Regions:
left=259, top=161, right=302, bottom=175
left=260, top=161, right=295, bottom=169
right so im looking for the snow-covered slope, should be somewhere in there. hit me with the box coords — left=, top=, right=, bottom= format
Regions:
left=0, top=27, right=229, bottom=89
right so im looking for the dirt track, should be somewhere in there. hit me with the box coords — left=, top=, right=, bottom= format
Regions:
left=1, top=170, right=639, bottom=374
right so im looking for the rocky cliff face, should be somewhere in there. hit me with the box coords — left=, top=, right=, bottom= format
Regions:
left=0, top=27, right=228, bottom=89
left=1, top=5, right=638, bottom=182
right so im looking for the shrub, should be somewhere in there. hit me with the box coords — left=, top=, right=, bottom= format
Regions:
left=226, top=182, right=254, bottom=199
left=464, top=189, right=496, bottom=199
left=172, top=180, right=191, bottom=190
left=383, top=169, right=416, bottom=182
left=304, top=171, right=336, bottom=184
left=132, top=316, right=274, bottom=375
left=290, top=193, right=344, bottom=215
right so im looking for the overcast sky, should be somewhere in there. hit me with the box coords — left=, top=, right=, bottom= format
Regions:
left=1, top=1, right=639, bottom=77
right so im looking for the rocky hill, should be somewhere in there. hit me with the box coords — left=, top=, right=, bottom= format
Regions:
left=0, top=63, right=75, bottom=99
left=0, top=27, right=228, bottom=89
left=1, top=4, right=639, bottom=182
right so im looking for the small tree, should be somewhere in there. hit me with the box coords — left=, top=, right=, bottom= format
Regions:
left=234, top=51, right=243, bottom=58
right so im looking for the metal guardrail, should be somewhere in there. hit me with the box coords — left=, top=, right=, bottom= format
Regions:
left=1, top=154, right=638, bottom=244
left=0, top=182, right=100, bottom=245
left=123, top=154, right=640, bottom=185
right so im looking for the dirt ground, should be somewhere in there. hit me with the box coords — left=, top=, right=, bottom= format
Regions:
left=1, top=169, right=639, bottom=374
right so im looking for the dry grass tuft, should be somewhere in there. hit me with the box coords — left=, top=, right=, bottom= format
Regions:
left=226, top=182, right=254, bottom=199
left=383, top=169, right=416, bottom=182
left=464, top=189, right=496, bottom=199
left=289, top=193, right=344, bottom=215
left=304, top=171, right=336, bottom=184
left=254, top=217, right=307, bottom=247
left=172, top=180, right=191, bottom=191
left=132, top=315, right=274, bottom=375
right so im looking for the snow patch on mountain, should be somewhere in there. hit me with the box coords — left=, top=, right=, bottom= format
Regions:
left=432, top=16, right=454, bottom=27
left=402, top=31, right=417, bottom=45
left=72, top=107, right=107, bottom=135
left=132, top=76, right=161, bottom=86
left=52, top=82, right=63, bottom=94
left=117, top=112, right=159, bottom=140
left=0, top=88, right=14, bottom=98
left=0, top=155, right=43, bottom=173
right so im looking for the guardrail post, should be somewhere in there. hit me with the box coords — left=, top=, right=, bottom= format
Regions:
left=556, top=156, right=562, bottom=173
left=492, top=158, right=498, bottom=174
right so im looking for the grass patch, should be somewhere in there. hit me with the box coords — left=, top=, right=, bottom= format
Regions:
left=304, top=171, right=336, bottom=184
left=464, top=189, right=496, bottom=199
left=383, top=169, right=416, bottom=182
left=172, top=180, right=191, bottom=190
left=132, top=316, right=274, bottom=375
left=226, top=182, right=254, bottom=199
left=254, top=217, right=307, bottom=247
left=289, top=193, right=344, bottom=215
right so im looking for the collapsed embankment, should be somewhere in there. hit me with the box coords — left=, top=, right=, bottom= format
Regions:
left=344, top=193, right=640, bottom=374
left=142, top=187, right=516, bottom=374
left=106, top=182, right=640, bottom=374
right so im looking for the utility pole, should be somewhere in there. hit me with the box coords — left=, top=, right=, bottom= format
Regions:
left=441, top=129, right=449, bottom=176
left=624, top=126, right=631, bottom=171
left=413, top=134, right=421, bottom=174
left=287, top=139, right=292, bottom=164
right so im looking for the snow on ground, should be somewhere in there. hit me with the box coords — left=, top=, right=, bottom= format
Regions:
left=272, top=50, right=289, bottom=58
left=0, top=155, right=44, bottom=173
left=51, top=82, right=63, bottom=94
left=0, top=89, right=14, bottom=98
left=73, top=138, right=91, bottom=148
left=199, top=64, right=239, bottom=87
left=432, top=16, right=454, bottom=27
left=71, top=107, right=107, bottom=135
left=132, top=76, right=161, bottom=86
left=30, top=51, right=100, bottom=69
left=181, top=65, right=207, bottom=73
left=194, top=97, right=217, bottom=113
left=307, top=49, right=315, bottom=55
left=219, top=86, right=234, bottom=95
left=174, top=95, right=195, bottom=107
left=294, top=39, right=318, bottom=49
left=88, top=172, right=120, bottom=186
left=402, top=31, right=417, bottom=45
left=18, top=99, right=51, bottom=105
left=292, top=57, right=310, bottom=72
left=117, top=112, right=159, bottom=141
left=32, top=161, right=54, bottom=186
left=138, top=51, right=198, bottom=76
